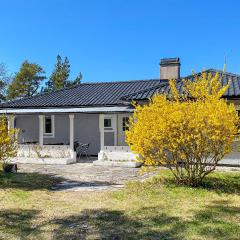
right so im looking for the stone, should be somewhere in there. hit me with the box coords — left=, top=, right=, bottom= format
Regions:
left=17, top=162, right=152, bottom=191
left=3, top=163, right=18, bottom=173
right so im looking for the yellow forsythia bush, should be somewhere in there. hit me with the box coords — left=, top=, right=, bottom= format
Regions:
left=0, top=115, right=18, bottom=166
left=126, top=72, right=239, bottom=186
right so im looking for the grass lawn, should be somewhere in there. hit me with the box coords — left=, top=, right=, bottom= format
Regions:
left=0, top=168, right=239, bottom=240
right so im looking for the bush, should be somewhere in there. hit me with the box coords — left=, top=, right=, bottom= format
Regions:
left=0, top=115, right=18, bottom=168
left=126, top=72, right=238, bottom=186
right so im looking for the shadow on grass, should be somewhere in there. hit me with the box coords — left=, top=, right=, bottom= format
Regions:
left=151, top=170, right=240, bottom=195
left=50, top=200, right=240, bottom=240
left=200, top=173, right=240, bottom=194
left=51, top=209, right=184, bottom=240
left=0, top=170, right=63, bottom=191
left=0, top=201, right=239, bottom=239
left=191, top=200, right=240, bottom=239
left=0, top=209, right=41, bottom=239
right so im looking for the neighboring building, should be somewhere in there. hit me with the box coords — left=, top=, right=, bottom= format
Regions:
left=1, top=58, right=240, bottom=166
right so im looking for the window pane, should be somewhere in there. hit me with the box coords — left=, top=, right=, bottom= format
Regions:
left=104, top=119, right=112, bottom=128
left=122, top=117, right=129, bottom=131
left=45, top=116, right=52, bottom=133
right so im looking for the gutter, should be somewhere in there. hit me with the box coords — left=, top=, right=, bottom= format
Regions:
left=0, top=106, right=135, bottom=114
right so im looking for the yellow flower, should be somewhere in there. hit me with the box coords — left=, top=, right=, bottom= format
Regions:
left=126, top=71, right=239, bottom=185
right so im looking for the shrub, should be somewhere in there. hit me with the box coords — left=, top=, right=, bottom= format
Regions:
left=0, top=115, right=18, bottom=167
left=126, top=72, right=238, bottom=186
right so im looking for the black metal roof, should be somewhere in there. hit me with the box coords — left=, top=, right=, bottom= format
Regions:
left=121, top=69, right=240, bottom=101
left=0, top=79, right=161, bottom=109
left=1, top=69, right=240, bottom=109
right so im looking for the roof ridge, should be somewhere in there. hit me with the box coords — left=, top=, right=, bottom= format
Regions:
left=182, top=68, right=240, bottom=79
left=120, top=80, right=174, bottom=100
left=207, top=68, right=240, bottom=78
left=80, top=78, right=160, bottom=85
left=120, top=79, right=185, bottom=101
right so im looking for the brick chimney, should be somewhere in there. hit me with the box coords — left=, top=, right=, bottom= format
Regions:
left=160, top=57, right=180, bottom=80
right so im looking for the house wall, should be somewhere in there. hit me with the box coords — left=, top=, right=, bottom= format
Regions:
left=15, top=113, right=100, bottom=155
left=43, top=114, right=70, bottom=145
left=14, top=112, right=135, bottom=156
left=74, top=113, right=100, bottom=155
left=16, top=115, right=39, bottom=143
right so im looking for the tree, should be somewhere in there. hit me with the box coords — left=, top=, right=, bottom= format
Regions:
left=126, top=72, right=238, bottom=186
left=65, top=72, right=83, bottom=87
left=75, top=72, right=83, bottom=83
left=0, top=63, right=11, bottom=102
left=47, top=55, right=70, bottom=91
left=0, top=115, right=18, bottom=166
left=7, top=60, right=46, bottom=100
left=45, top=55, right=82, bottom=92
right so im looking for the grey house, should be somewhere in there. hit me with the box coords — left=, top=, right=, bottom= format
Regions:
left=1, top=58, right=240, bottom=166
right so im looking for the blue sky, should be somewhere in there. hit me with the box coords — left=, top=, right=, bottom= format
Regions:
left=1, top=0, right=240, bottom=83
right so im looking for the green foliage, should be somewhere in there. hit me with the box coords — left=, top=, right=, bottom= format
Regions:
left=47, top=54, right=70, bottom=91
left=7, top=60, right=46, bottom=100
left=0, top=63, right=11, bottom=102
left=66, top=72, right=83, bottom=87
left=45, top=55, right=82, bottom=92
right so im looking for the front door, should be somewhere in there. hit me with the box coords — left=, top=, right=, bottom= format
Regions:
left=117, top=114, right=130, bottom=146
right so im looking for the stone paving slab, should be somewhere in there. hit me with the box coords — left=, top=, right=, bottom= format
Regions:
left=17, top=162, right=239, bottom=192
left=18, top=162, right=154, bottom=192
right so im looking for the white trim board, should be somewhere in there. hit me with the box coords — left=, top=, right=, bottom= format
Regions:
left=0, top=106, right=134, bottom=114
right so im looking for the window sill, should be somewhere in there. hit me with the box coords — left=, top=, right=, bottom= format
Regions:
left=43, top=134, right=55, bottom=138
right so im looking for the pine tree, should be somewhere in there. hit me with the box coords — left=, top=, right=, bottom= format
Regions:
left=45, top=55, right=82, bottom=92
left=7, top=60, right=46, bottom=100
left=46, top=55, right=70, bottom=91
left=65, top=72, right=83, bottom=87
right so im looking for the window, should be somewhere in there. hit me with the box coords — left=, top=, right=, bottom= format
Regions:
left=44, top=115, right=54, bottom=137
left=122, top=117, right=129, bottom=131
left=104, top=118, right=112, bottom=129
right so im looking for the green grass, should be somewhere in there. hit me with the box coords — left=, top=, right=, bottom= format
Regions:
left=0, top=169, right=240, bottom=240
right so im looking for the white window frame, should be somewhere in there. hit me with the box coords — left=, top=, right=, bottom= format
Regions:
left=103, top=116, right=115, bottom=132
left=43, top=115, right=55, bottom=138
